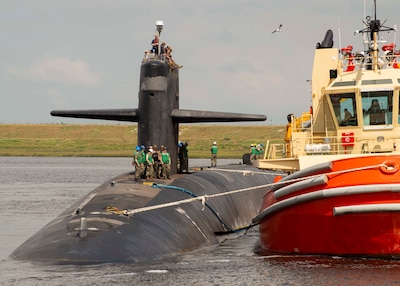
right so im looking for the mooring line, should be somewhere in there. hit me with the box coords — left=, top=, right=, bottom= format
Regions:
left=206, top=167, right=280, bottom=176
left=119, top=163, right=385, bottom=217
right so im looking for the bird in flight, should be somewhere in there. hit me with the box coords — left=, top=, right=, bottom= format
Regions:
left=271, top=24, right=283, bottom=34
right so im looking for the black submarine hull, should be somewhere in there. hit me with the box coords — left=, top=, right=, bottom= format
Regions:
left=12, top=164, right=278, bottom=264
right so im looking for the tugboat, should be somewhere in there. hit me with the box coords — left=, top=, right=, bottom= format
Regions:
left=254, top=1, right=400, bottom=258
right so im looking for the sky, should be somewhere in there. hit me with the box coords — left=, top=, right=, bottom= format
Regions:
left=1, top=0, right=400, bottom=125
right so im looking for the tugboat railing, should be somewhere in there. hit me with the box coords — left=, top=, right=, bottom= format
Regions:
left=265, top=133, right=397, bottom=160
left=340, top=52, right=400, bottom=72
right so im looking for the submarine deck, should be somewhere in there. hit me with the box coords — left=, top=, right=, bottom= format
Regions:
left=12, top=163, right=280, bottom=264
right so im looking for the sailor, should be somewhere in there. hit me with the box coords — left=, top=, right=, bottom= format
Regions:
left=151, top=34, right=159, bottom=56
left=145, top=146, right=154, bottom=179
left=161, top=147, right=171, bottom=179
left=384, top=50, right=399, bottom=69
left=165, top=45, right=183, bottom=69
left=284, top=114, right=293, bottom=158
left=152, top=145, right=161, bottom=179
left=178, top=142, right=183, bottom=173
left=137, top=145, right=146, bottom=179
left=160, top=42, right=166, bottom=60
left=133, top=146, right=142, bottom=181
left=250, top=144, right=257, bottom=166
left=258, top=144, right=265, bottom=159
left=367, top=99, right=385, bottom=125
left=179, top=142, right=189, bottom=173
left=210, top=141, right=218, bottom=167
left=341, top=45, right=355, bottom=72
left=341, top=108, right=353, bottom=126
left=255, top=144, right=262, bottom=159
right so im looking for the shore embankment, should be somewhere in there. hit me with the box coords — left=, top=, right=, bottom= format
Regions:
left=0, top=124, right=285, bottom=158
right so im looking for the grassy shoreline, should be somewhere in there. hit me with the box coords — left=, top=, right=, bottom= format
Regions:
left=0, top=124, right=285, bottom=158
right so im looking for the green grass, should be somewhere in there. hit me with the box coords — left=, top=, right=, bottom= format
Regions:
left=0, top=124, right=285, bottom=158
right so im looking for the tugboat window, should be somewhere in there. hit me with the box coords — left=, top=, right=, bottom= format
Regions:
left=329, top=93, right=357, bottom=126
left=361, top=90, right=393, bottom=125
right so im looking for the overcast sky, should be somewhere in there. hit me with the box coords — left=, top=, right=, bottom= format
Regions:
left=1, top=0, right=399, bottom=125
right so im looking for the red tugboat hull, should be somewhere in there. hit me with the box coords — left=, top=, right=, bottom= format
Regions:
left=254, top=155, right=400, bottom=257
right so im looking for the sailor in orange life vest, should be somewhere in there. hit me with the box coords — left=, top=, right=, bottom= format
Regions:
left=151, top=34, right=159, bottom=55
left=341, top=45, right=355, bottom=72
left=384, top=50, right=399, bottom=69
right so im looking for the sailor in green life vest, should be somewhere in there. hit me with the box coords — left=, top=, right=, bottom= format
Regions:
left=132, top=146, right=141, bottom=181
left=210, top=141, right=218, bottom=167
left=145, top=146, right=154, bottom=179
left=161, top=147, right=171, bottom=179
left=133, top=145, right=146, bottom=181
left=250, top=143, right=257, bottom=166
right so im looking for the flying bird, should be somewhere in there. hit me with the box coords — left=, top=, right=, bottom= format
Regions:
left=271, top=24, right=283, bottom=34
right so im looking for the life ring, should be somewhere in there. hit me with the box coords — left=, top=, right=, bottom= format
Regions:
left=380, top=160, right=400, bottom=174
left=382, top=43, right=395, bottom=52
left=340, top=45, right=353, bottom=55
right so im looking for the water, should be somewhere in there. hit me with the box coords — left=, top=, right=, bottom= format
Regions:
left=1, top=157, right=400, bottom=285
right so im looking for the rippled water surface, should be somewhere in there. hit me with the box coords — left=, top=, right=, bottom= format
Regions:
left=1, top=157, right=400, bottom=285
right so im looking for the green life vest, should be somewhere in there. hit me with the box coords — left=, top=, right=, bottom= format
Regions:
left=161, top=152, right=170, bottom=164
left=137, top=150, right=145, bottom=164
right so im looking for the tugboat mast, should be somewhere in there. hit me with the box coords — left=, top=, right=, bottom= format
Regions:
left=355, top=0, right=396, bottom=71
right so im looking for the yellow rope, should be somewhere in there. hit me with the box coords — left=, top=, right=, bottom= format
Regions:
left=105, top=206, right=129, bottom=215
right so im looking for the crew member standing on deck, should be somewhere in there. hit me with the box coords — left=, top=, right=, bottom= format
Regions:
left=161, top=147, right=171, bottom=179
left=256, top=144, right=262, bottom=159
left=179, top=141, right=189, bottom=173
left=132, top=146, right=141, bottom=181
left=210, top=141, right=218, bottom=167
left=138, top=145, right=146, bottom=179
left=250, top=144, right=257, bottom=166
left=145, top=146, right=154, bottom=179
left=152, top=145, right=161, bottom=179
left=284, top=114, right=293, bottom=158
left=178, top=142, right=183, bottom=173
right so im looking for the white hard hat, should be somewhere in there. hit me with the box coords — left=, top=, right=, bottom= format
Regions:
left=213, top=141, right=217, bottom=145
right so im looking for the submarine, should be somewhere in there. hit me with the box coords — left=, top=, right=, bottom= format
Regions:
left=11, top=22, right=279, bottom=264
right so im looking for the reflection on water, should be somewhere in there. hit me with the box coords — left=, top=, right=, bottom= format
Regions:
left=1, top=157, right=400, bottom=285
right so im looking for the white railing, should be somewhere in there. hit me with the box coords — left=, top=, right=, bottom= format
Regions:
left=264, top=134, right=396, bottom=160
left=341, top=53, right=400, bottom=72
